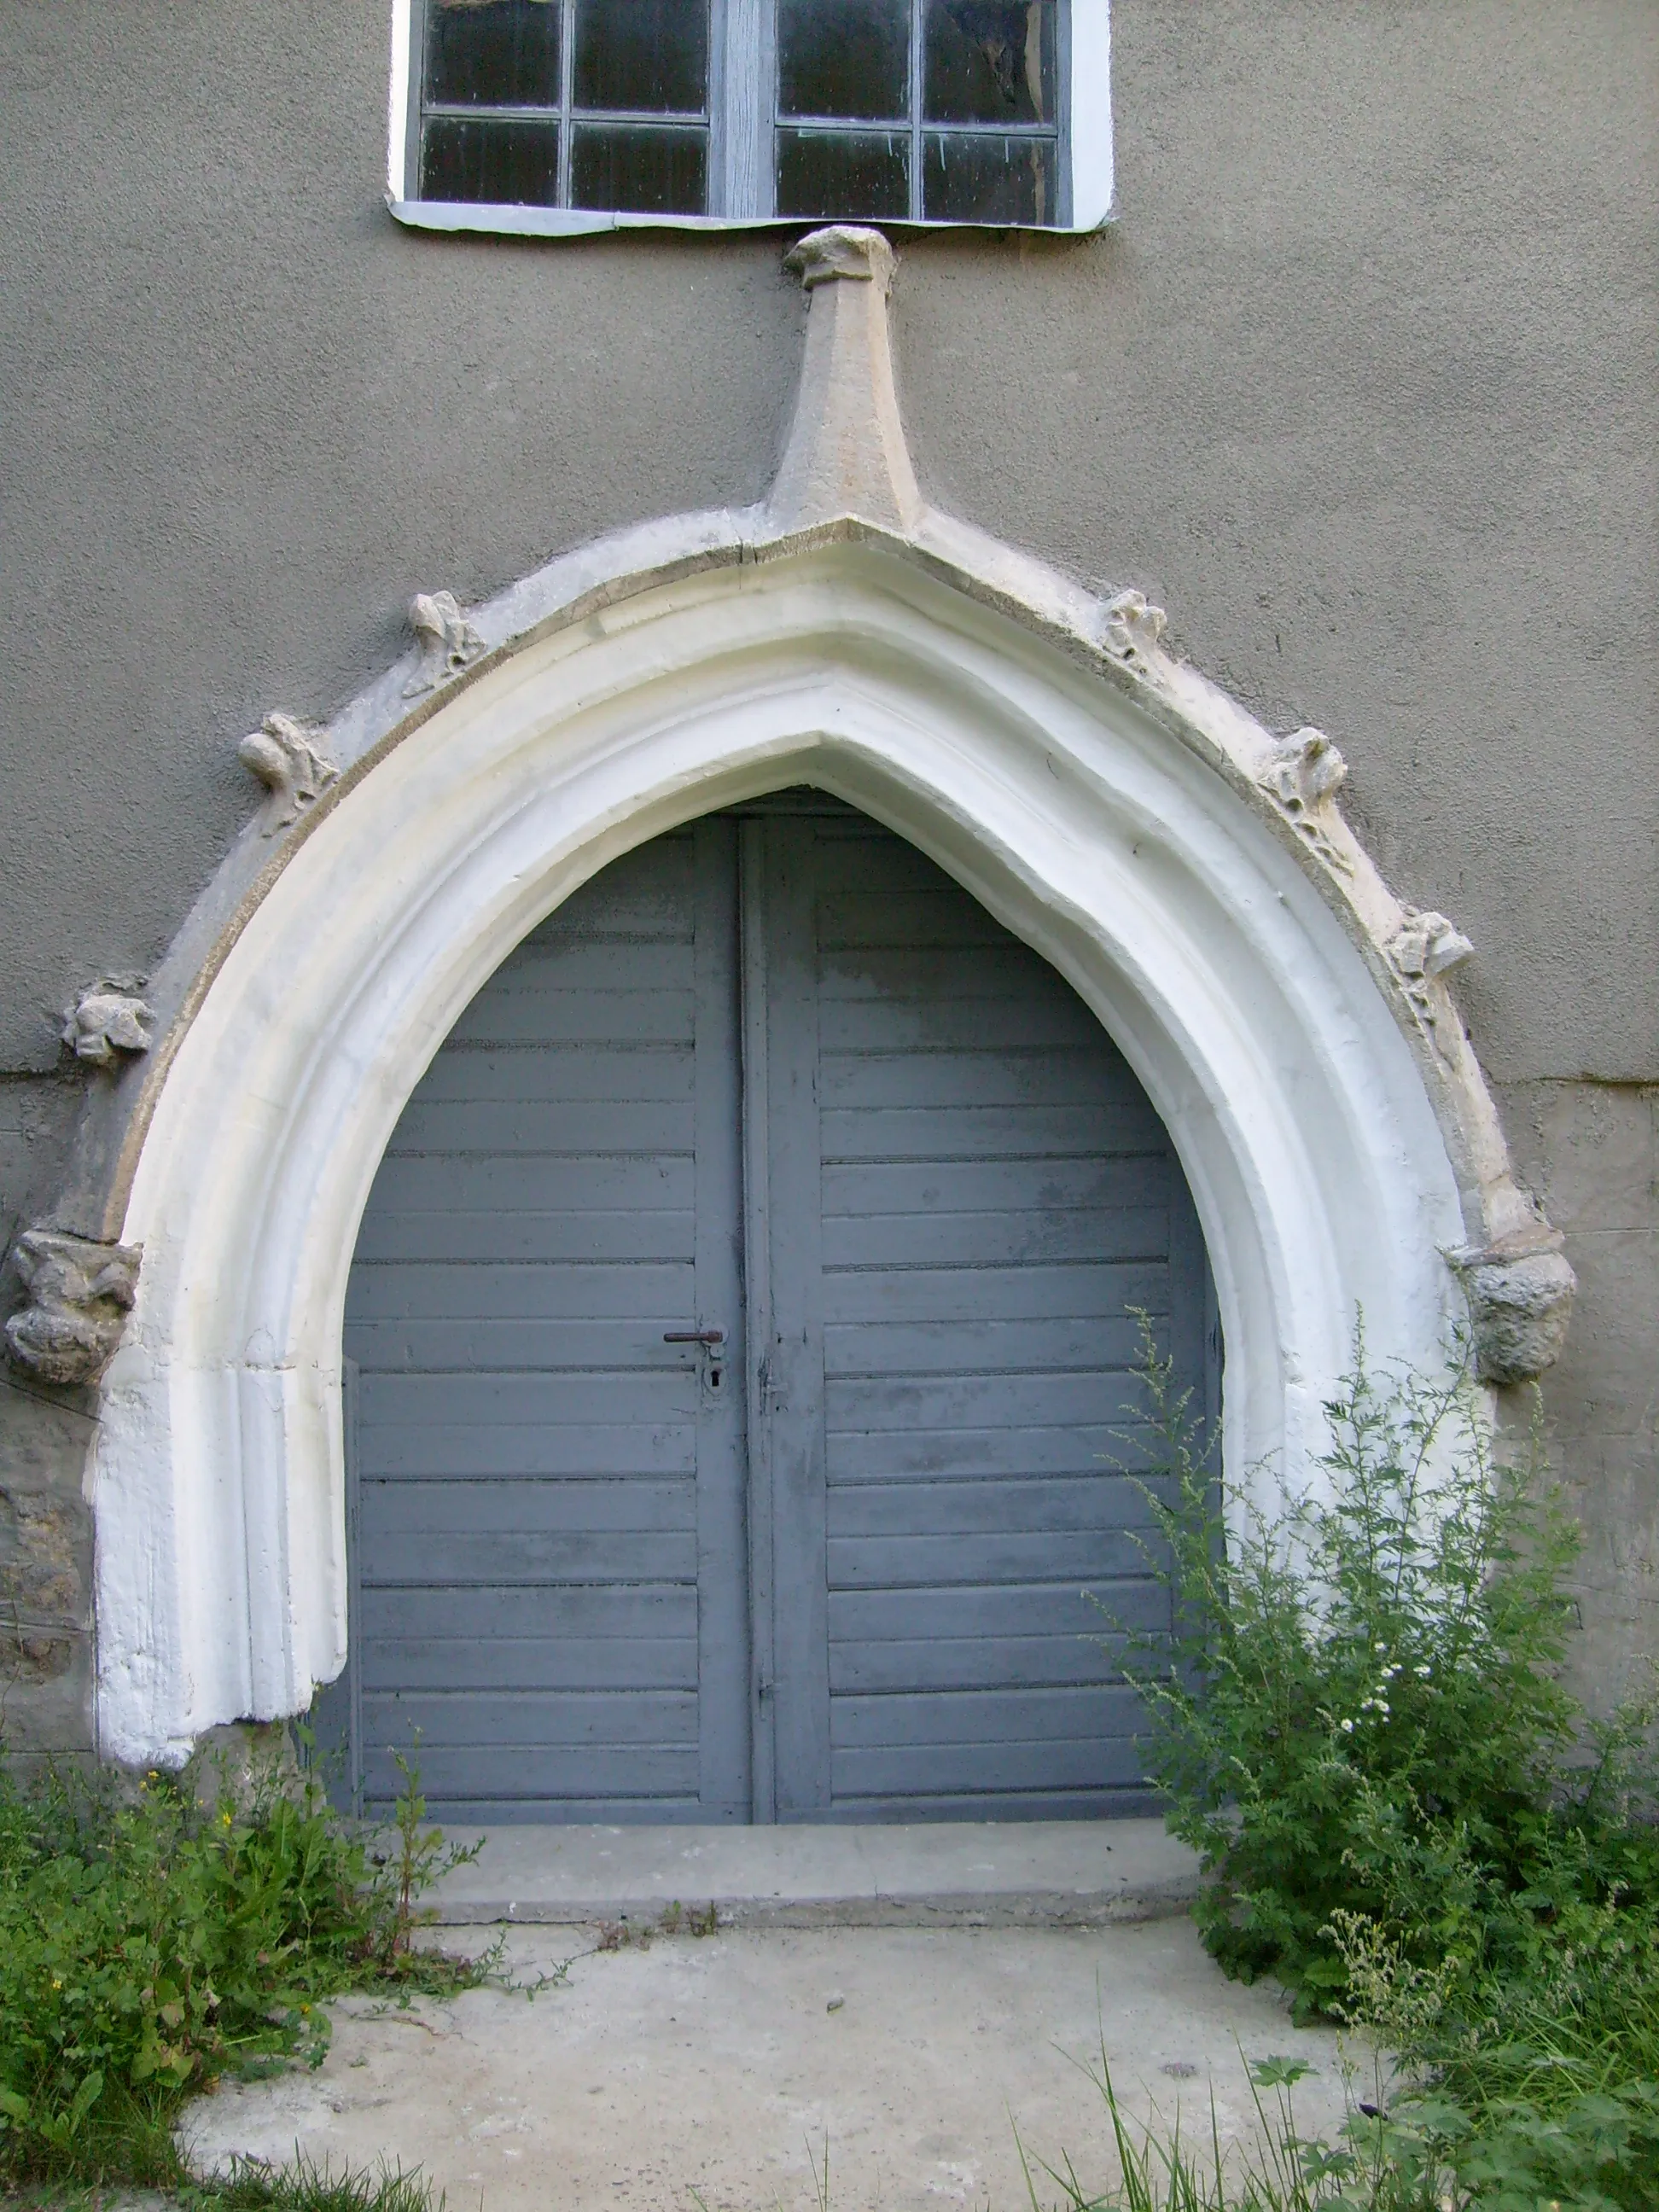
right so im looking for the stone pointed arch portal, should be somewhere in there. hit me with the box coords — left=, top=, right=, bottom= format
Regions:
left=53, top=230, right=1571, bottom=1766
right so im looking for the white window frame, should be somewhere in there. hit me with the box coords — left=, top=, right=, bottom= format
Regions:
left=387, top=0, right=1113, bottom=236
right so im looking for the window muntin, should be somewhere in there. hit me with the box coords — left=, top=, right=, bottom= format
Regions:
left=395, top=0, right=1109, bottom=232
left=416, top=0, right=711, bottom=218
left=775, top=1, right=1059, bottom=224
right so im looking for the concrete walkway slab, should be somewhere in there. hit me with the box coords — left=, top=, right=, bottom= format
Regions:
left=180, top=1919, right=1360, bottom=2210
left=430, top=1819, right=1202, bottom=1927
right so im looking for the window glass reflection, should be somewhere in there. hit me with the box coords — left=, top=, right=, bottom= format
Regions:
left=415, top=0, right=1068, bottom=224
left=923, top=130, right=1054, bottom=221
left=924, top=2, right=1054, bottom=125
left=422, top=114, right=562, bottom=203
left=777, top=129, right=911, bottom=218
left=574, top=1, right=707, bottom=115
left=572, top=123, right=707, bottom=210
left=426, top=0, right=561, bottom=108
left=777, top=0, right=910, bottom=121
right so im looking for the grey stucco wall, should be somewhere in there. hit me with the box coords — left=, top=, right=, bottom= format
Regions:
left=1, top=0, right=1654, bottom=1752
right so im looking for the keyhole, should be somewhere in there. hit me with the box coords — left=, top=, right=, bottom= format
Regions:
left=708, top=1365, right=723, bottom=1392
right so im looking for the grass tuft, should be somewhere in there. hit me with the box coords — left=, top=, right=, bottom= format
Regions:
left=0, top=1736, right=481, bottom=2203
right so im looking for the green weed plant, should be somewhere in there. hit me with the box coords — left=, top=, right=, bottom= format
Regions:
left=1022, top=2052, right=1659, bottom=2212
left=0, top=1739, right=483, bottom=2192
left=1097, top=1325, right=1659, bottom=2209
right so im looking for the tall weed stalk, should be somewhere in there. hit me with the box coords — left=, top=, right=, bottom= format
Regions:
left=1091, top=1324, right=1659, bottom=2208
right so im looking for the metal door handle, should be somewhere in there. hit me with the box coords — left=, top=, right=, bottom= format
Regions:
left=664, top=1329, right=726, bottom=1347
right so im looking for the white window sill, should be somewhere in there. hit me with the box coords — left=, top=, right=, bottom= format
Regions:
left=387, top=195, right=1113, bottom=240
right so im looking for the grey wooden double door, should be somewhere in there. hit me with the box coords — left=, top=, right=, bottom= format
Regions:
left=341, top=797, right=1210, bottom=1823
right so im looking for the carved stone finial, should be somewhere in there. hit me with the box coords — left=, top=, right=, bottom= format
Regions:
left=785, top=224, right=897, bottom=294
left=61, top=985, right=154, bottom=1067
left=1258, top=727, right=1353, bottom=875
left=1388, top=910, right=1474, bottom=982
left=1101, top=589, right=1167, bottom=665
left=4, top=1229, right=142, bottom=1386
left=239, top=713, right=338, bottom=834
left=1263, top=726, right=1347, bottom=812
left=405, top=591, right=486, bottom=697
left=769, top=225, right=923, bottom=536
left=1386, top=907, right=1475, bottom=1065
left=1449, top=1237, right=1577, bottom=1386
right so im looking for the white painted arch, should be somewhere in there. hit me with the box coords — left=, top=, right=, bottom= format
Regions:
left=95, top=530, right=1479, bottom=1762
left=81, top=228, right=1564, bottom=1765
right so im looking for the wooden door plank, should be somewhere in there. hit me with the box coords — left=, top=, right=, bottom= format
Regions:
left=829, top=1476, right=1158, bottom=1538
left=366, top=1690, right=698, bottom=1743
left=350, top=1318, right=719, bottom=1371
left=822, top=1155, right=1172, bottom=1216
left=797, top=814, right=1210, bottom=1819
left=818, top=1260, right=1167, bottom=1325
left=344, top=828, right=749, bottom=1819
left=819, top=1208, right=1172, bottom=1269
left=820, top=1047, right=1154, bottom=1109
left=821, top=1314, right=1154, bottom=1377
left=828, top=1580, right=1164, bottom=1642
left=410, top=1045, right=696, bottom=1106
left=365, top=1531, right=698, bottom=1585
left=760, top=818, right=832, bottom=1819
left=353, top=1211, right=698, bottom=1265
left=348, top=1260, right=696, bottom=1321
left=828, top=1635, right=1132, bottom=1693
left=818, top=1101, right=1171, bottom=1158
left=363, top=1638, right=698, bottom=1692
left=825, top=1423, right=1150, bottom=1481
left=739, top=820, right=777, bottom=1823
left=826, top=1528, right=1150, bottom=1587
left=362, top=1477, right=696, bottom=1535
left=830, top=1685, right=1144, bottom=1745
left=356, top=1423, right=699, bottom=1479
left=694, top=815, right=751, bottom=1822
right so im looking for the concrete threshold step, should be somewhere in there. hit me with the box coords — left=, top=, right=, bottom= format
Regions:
left=428, top=1818, right=1201, bottom=1930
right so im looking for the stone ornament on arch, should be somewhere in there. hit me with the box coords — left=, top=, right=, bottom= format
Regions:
left=403, top=590, right=486, bottom=698
left=62, top=983, right=154, bottom=1068
left=1100, top=590, right=1167, bottom=665
left=1450, top=1236, right=1580, bottom=1389
left=3, top=1230, right=142, bottom=1388
left=238, top=712, right=338, bottom=834
left=43, top=223, right=1570, bottom=1765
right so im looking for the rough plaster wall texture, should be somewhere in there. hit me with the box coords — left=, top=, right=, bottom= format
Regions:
left=0, top=1077, right=79, bottom=1266
left=0, top=0, right=796, bottom=1073
left=1497, top=1081, right=1659, bottom=1703
left=0, top=1080, right=92, bottom=1749
left=0, top=1375, right=96, bottom=1756
left=1, top=0, right=1655, bottom=1086
left=897, top=0, right=1659, bottom=1086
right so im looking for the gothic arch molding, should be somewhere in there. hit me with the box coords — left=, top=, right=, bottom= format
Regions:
left=15, top=230, right=1565, bottom=1763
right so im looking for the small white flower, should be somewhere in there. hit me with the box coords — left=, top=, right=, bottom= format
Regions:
left=1340, top=1718, right=1355, bottom=1733
left=1375, top=1642, right=1388, bottom=1654
left=1415, top=1663, right=1433, bottom=1678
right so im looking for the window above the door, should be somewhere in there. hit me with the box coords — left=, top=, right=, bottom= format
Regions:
left=387, top=1, right=1113, bottom=236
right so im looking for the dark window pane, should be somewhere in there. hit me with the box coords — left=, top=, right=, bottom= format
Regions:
left=573, top=1, right=708, bottom=114
left=572, top=123, right=707, bottom=212
left=923, top=131, right=1055, bottom=222
left=777, top=129, right=910, bottom=219
left=422, top=115, right=561, bottom=203
left=924, top=1, right=1054, bottom=124
left=778, top=0, right=910, bottom=121
left=425, top=0, right=561, bottom=108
